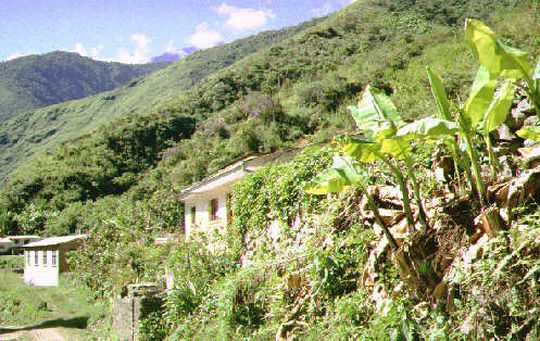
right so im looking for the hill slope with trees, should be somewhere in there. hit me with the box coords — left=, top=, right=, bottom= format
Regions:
left=0, top=19, right=321, bottom=180
left=0, top=51, right=167, bottom=121
left=1, top=0, right=540, bottom=339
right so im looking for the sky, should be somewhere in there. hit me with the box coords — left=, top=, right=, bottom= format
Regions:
left=1, top=0, right=352, bottom=64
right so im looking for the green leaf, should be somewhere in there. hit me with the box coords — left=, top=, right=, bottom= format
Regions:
left=304, top=155, right=366, bottom=194
left=336, top=136, right=381, bottom=163
left=464, top=66, right=497, bottom=127
left=396, top=117, right=458, bottom=141
left=349, top=85, right=403, bottom=139
left=465, top=18, right=532, bottom=79
left=481, top=81, right=514, bottom=133
left=516, top=126, right=540, bottom=141
left=426, top=66, right=452, bottom=120
left=379, top=137, right=412, bottom=160
left=534, top=57, right=540, bottom=81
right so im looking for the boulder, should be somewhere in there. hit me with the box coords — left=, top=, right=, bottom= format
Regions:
left=518, top=144, right=540, bottom=168
left=506, top=99, right=535, bottom=130
left=493, top=124, right=515, bottom=142
left=378, top=208, right=405, bottom=226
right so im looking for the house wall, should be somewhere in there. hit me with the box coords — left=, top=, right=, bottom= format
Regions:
left=184, top=185, right=232, bottom=239
left=23, top=239, right=83, bottom=286
left=23, top=249, right=60, bottom=286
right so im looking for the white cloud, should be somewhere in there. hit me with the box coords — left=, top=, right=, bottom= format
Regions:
left=5, top=52, right=29, bottom=61
left=116, top=34, right=152, bottom=64
left=186, top=22, right=223, bottom=49
left=310, top=0, right=354, bottom=17
left=72, top=43, right=104, bottom=60
left=216, top=3, right=274, bottom=31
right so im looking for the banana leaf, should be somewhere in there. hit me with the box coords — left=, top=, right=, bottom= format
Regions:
left=516, top=126, right=540, bottom=142
left=336, top=136, right=381, bottom=163
left=348, top=85, right=403, bottom=139
left=304, top=155, right=367, bottom=194
left=465, top=19, right=531, bottom=79
left=396, top=117, right=458, bottom=141
left=426, top=66, right=452, bottom=120
left=464, top=66, right=497, bottom=127
left=481, top=80, right=514, bottom=134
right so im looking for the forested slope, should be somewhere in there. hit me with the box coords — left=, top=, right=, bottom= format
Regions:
left=0, top=19, right=320, bottom=180
left=1, top=0, right=538, bottom=237
left=0, top=51, right=166, bottom=121
left=1, top=0, right=539, bottom=339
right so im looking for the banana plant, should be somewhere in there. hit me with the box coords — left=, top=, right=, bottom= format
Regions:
left=313, top=86, right=428, bottom=233
left=465, top=18, right=540, bottom=118
left=419, top=66, right=515, bottom=205
left=305, top=154, right=399, bottom=249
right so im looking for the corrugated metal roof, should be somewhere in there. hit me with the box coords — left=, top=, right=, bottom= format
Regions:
left=23, top=235, right=86, bottom=248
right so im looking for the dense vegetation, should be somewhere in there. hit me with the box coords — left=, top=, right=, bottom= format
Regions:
left=1, top=0, right=540, bottom=339
left=0, top=19, right=320, bottom=180
left=0, top=51, right=166, bottom=122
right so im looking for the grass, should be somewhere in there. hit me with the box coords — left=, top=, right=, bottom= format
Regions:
left=0, top=269, right=108, bottom=340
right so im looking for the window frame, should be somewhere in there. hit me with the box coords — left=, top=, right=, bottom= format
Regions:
left=209, top=198, right=218, bottom=221
left=52, top=250, right=58, bottom=267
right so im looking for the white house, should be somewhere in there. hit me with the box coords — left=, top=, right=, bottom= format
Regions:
left=23, top=235, right=86, bottom=286
left=179, top=151, right=298, bottom=239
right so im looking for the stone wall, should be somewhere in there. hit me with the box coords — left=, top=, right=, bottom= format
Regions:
left=112, top=285, right=163, bottom=341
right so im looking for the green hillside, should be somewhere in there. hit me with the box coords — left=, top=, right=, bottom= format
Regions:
left=1, top=0, right=537, bottom=233
left=0, top=51, right=166, bottom=122
left=0, top=20, right=320, bottom=181
left=1, top=0, right=540, bottom=339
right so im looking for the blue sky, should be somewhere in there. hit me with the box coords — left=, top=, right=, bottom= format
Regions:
left=1, top=0, right=352, bottom=63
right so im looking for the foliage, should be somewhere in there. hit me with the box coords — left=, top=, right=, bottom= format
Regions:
left=230, top=147, right=332, bottom=259
left=0, top=51, right=166, bottom=122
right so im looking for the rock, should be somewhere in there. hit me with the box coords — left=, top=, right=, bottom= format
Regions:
left=523, top=139, right=539, bottom=148
left=498, top=155, right=515, bottom=177
left=501, top=166, right=540, bottom=223
left=378, top=208, right=405, bottom=226
left=494, top=124, right=515, bottom=142
left=518, top=144, right=540, bottom=168
left=474, top=206, right=504, bottom=237
left=523, top=115, right=538, bottom=127
left=506, top=102, right=529, bottom=130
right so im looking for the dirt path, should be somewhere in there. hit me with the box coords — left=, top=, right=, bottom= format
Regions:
left=0, top=326, right=66, bottom=341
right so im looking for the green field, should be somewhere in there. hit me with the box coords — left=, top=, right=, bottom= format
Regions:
left=0, top=269, right=108, bottom=340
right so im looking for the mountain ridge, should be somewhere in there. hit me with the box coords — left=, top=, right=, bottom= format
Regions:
left=0, top=51, right=168, bottom=122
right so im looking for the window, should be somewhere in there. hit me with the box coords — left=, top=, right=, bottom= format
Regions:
left=43, top=251, right=48, bottom=267
left=52, top=251, right=57, bottom=267
left=209, top=199, right=218, bottom=221
left=26, top=251, right=30, bottom=266
left=190, top=206, right=196, bottom=225
left=34, top=251, right=38, bottom=266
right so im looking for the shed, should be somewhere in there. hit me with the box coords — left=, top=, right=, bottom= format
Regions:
left=23, top=235, right=86, bottom=286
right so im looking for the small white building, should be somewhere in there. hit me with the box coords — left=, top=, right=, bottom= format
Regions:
left=179, top=151, right=297, bottom=239
left=23, top=235, right=86, bottom=286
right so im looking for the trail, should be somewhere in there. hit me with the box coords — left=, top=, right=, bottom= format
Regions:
left=0, top=326, right=66, bottom=341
